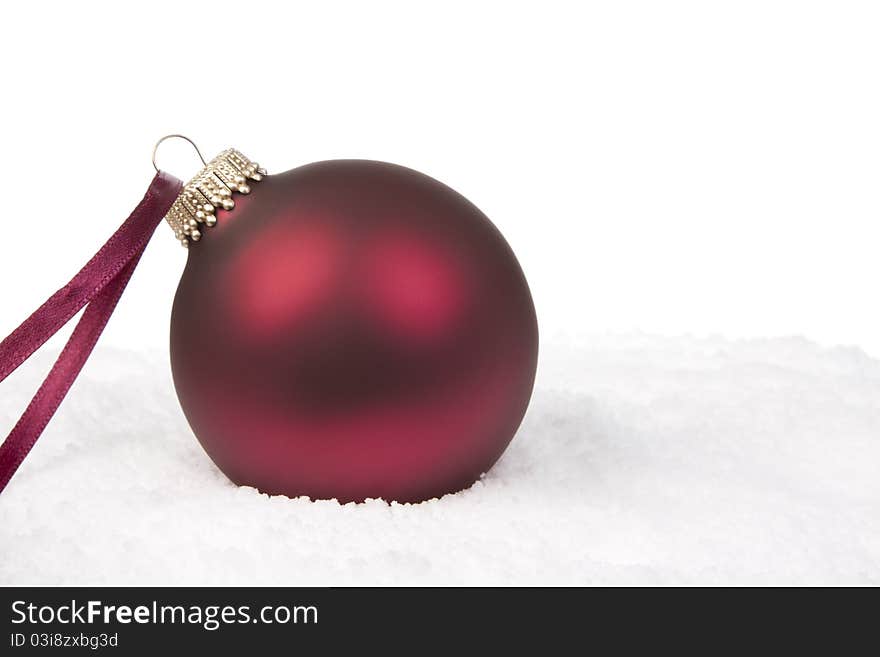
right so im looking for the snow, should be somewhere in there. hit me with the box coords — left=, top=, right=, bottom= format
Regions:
left=1, top=334, right=878, bottom=585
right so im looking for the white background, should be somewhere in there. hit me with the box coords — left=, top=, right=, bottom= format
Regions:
left=1, top=1, right=879, bottom=356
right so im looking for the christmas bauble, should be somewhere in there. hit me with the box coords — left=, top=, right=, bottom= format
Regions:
left=169, top=158, right=537, bottom=503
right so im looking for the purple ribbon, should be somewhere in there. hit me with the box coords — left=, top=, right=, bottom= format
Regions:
left=0, top=171, right=182, bottom=493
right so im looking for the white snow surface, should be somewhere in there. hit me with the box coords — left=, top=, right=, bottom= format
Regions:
left=1, top=334, right=878, bottom=586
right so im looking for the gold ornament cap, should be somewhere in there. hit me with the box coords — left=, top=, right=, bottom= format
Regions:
left=152, top=136, right=266, bottom=248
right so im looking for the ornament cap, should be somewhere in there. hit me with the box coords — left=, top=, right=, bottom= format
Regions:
left=157, top=140, right=265, bottom=247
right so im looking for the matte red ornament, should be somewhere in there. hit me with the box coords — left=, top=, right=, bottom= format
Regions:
left=170, top=160, right=538, bottom=502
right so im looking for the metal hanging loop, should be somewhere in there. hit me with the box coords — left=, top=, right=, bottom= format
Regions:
left=151, top=134, right=208, bottom=173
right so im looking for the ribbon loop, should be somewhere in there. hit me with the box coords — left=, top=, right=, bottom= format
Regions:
left=0, top=171, right=182, bottom=493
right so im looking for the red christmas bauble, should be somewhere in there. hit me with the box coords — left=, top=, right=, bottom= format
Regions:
left=170, top=160, right=537, bottom=502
